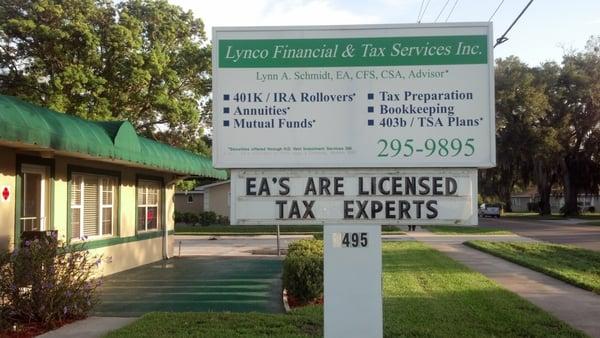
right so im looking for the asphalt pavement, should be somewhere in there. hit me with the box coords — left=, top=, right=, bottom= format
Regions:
left=479, top=217, right=600, bottom=251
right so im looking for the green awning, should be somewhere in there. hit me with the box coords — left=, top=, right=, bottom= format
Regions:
left=0, top=95, right=227, bottom=179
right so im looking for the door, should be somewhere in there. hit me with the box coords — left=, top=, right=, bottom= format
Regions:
left=20, top=164, right=50, bottom=232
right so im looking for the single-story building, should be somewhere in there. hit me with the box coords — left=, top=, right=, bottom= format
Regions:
left=511, top=189, right=599, bottom=213
left=510, top=188, right=537, bottom=212
left=173, top=189, right=205, bottom=214
left=174, top=180, right=230, bottom=218
left=0, top=95, right=227, bottom=275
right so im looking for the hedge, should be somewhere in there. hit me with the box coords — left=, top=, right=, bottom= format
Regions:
left=282, top=239, right=324, bottom=303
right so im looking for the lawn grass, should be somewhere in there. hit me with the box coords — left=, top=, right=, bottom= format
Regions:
left=105, top=307, right=322, bottom=338
left=423, top=225, right=513, bottom=235
left=503, top=212, right=600, bottom=220
left=582, top=221, right=600, bottom=226
left=502, top=212, right=564, bottom=219
left=106, top=242, right=582, bottom=337
left=465, top=240, right=600, bottom=295
left=174, top=224, right=403, bottom=236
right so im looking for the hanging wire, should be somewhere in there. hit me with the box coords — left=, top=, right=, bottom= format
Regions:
left=494, top=0, right=534, bottom=47
left=489, top=0, right=506, bottom=21
left=445, top=0, right=459, bottom=22
left=417, top=0, right=425, bottom=22
left=418, top=0, right=431, bottom=23
left=435, top=0, right=451, bottom=22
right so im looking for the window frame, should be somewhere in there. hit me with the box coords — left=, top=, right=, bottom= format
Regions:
left=67, top=166, right=120, bottom=243
left=136, top=175, right=165, bottom=233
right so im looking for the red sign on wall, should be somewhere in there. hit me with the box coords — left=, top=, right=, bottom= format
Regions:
left=1, top=186, right=9, bottom=202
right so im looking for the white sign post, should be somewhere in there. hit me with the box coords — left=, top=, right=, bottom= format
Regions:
left=213, top=23, right=493, bottom=338
left=324, top=224, right=382, bottom=338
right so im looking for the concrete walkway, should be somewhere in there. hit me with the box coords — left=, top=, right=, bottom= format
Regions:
left=174, top=234, right=312, bottom=256
left=480, top=217, right=600, bottom=251
left=38, top=317, right=136, bottom=338
left=410, top=230, right=600, bottom=338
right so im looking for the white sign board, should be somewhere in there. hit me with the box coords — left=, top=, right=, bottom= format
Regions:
left=212, top=23, right=494, bottom=169
left=231, top=168, right=478, bottom=225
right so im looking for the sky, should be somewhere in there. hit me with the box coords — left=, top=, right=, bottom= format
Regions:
left=169, top=0, right=600, bottom=66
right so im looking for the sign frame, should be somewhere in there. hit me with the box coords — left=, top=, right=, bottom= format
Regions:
left=230, top=168, right=478, bottom=226
left=212, top=22, right=495, bottom=169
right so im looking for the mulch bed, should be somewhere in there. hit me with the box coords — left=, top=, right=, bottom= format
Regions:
left=0, top=318, right=79, bottom=338
left=287, top=293, right=323, bottom=308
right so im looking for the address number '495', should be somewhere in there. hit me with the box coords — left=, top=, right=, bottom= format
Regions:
left=335, top=232, right=368, bottom=248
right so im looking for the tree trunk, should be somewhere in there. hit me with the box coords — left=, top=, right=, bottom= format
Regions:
left=534, top=162, right=552, bottom=215
left=561, top=156, right=579, bottom=216
left=537, top=183, right=552, bottom=215
left=499, top=184, right=513, bottom=212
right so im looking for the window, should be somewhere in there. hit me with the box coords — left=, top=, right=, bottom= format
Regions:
left=71, top=173, right=117, bottom=238
left=137, top=180, right=162, bottom=231
left=187, top=195, right=194, bottom=203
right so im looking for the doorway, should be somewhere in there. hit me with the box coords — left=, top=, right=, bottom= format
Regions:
left=19, top=164, right=51, bottom=232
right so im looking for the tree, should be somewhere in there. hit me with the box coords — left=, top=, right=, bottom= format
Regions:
left=530, top=62, right=563, bottom=215
left=483, top=56, right=549, bottom=211
left=551, top=40, right=600, bottom=215
left=0, top=0, right=212, bottom=154
left=483, top=41, right=600, bottom=216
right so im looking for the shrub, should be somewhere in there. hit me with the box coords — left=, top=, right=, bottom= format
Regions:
left=588, top=206, right=596, bottom=213
left=283, top=239, right=323, bottom=304
left=287, top=239, right=323, bottom=257
left=527, top=202, right=540, bottom=212
left=174, top=211, right=184, bottom=223
left=382, top=225, right=398, bottom=232
left=198, top=211, right=218, bottom=226
left=282, top=256, right=323, bottom=304
left=215, top=215, right=230, bottom=225
left=174, top=211, right=199, bottom=225
left=176, top=211, right=229, bottom=226
left=186, top=213, right=200, bottom=225
left=0, top=234, right=104, bottom=331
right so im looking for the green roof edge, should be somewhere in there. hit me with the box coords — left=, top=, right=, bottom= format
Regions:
left=0, top=95, right=228, bottom=180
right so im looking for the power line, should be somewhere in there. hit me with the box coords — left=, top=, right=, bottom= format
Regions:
left=445, top=0, right=459, bottom=22
left=489, top=0, right=505, bottom=21
left=494, top=0, right=534, bottom=48
left=417, top=0, right=425, bottom=22
left=418, top=0, right=431, bottom=23
left=435, top=0, right=451, bottom=23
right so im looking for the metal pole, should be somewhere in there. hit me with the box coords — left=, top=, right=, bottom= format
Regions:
left=178, top=240, right=182, bottom=257
left=276, top=224, right=281, bottom=256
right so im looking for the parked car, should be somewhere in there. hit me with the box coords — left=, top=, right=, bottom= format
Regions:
left=479, top=203, right=501, bottom=218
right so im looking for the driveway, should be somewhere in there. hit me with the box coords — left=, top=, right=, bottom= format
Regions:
left=479, top=217, right=600, bottom=251
left=94, top=256, right=285, bottom=317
